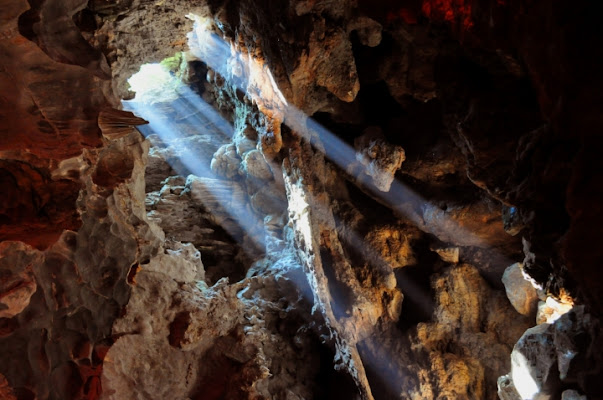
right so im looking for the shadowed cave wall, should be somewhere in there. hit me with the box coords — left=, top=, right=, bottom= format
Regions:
left=1, top=0, right=602, bottom=399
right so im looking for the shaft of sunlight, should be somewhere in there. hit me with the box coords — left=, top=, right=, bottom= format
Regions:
left=125, top=19, right=523, bottom=398
left=124, top=65, right=264, bottom=250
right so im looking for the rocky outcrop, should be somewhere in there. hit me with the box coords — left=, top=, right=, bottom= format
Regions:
left=0, top=0, right=111, bottom=249
left=410, top=264, right=531, bottom=400
left=0, top=129, right=159, bottom=398
left=145, top=174, right=255, bottom=284
left=499, top=306, right=603, bottom=400
left=502, top=262, right=539, bottom=317
left=349, top=127, right=406, bottom=192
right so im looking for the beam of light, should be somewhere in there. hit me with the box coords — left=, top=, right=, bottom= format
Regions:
left=184, top=17, right=524, bottom=399
left=186, top=14, right=516, bottom=261
left=174, top=85, right=235, bottom=140
left=124, top=18, right=528, bottom=399
left=186, top=17, right=510, bottom=253
left=128, top=102, right=261, bottom=248
left=126, top=63, right=234, bottom=140
left=123, top=66, right=263, bottom=252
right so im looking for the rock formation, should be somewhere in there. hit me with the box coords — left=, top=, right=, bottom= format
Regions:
left=1, top=0, right=602, bottom=399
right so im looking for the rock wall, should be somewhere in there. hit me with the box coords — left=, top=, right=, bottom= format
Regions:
left=1, top=0, right=602, bottom=399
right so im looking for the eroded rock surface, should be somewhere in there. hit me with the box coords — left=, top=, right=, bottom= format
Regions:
left=500, top=306, right=603, bottom=400
left=502, top=262, right=539, bottom=317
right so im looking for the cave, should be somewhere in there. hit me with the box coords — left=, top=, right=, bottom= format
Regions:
left=1, top=0, right=602, bottom=399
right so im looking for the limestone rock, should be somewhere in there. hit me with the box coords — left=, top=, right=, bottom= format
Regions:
left=94, top=0, right=195, bottom=98
left=553, top=306, right=590, bottom=382
left=357, top=262, right=530, bottom=400
left=365, top=224, right=419, bottom=268
left=347, top=16, right=382, bottom=48
left=502, top=263, right=539, bottom=317
left=510, top=323, right=558, bottom=400
left=432, top=246, right=460, bottom=264
left=104, top=233, right=324, bottom=400
left=562, top=389, right=587, bottom=400
left=409, top=264, right=532, bottom=400
left=185, top=175, right=265, bottom=253
left=3, top=0, right=603, bottom=399
left=0, top=242, right=40, bottom=318
left=211, top=143, right=241, bottom=179
left=0, top=130, right=162, bottom=398
left=144, top=241, right=204, bottom=283
left=497, top=374, right=520, bottom=400
left=145, top=174, right=252, bottom=284
left=145, top=146, right=177, bottom=192
left=502, top=306, right=601, bottom=400
left=291, top=26, right=360, bottom=107
left=419, top=199, right=517, bottom=250
left=241, top=149, right=273, bottom=180
left=536, top=296, right=574, bottom=325
left=351, top=128, right=406, bottom=192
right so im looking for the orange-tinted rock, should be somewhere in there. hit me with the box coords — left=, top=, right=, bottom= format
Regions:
left=91, top=147, right=135, bottom=189
left=0, top=0, right=114, bottom=249
left=0, top=373, right=17, bottom=400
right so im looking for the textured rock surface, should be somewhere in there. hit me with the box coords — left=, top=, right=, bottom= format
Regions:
left=502, top=262, right=539, bottom=317
left=0, top=0, right=111, bottom=249
left=408, top=264, right=531, bottom=400
left=2, top=0, right=603, bottom=399
left=500, top=306, right=603, bottom=400
left=350, top=127, right=406, bottom=192
left=0, top=242, right=39, bottom=319
left=0, top=129, right=159, bottom=398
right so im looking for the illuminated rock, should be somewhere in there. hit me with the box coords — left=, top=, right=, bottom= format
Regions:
left=211, top=143, right=241, bottom=179
left=536, top=296, right=574, bottom=325
left=408, top=264, right=531, bottom=400
left=510, top=323, right=557, bottom=400
left=365, top=224, right=420, bottom=268
left=242, top=149, right=273, bottom=180
left=432, top=246, right=460, bottom=264
left=351, top=127, right=405, bottom=192
left=503, top=306, right=600, bottom=400
left=502, top=262, right=539, bottom=317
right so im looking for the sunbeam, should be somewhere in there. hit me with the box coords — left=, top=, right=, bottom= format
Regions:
left=123, top=18, right=522, bottom=400
left=186, top=15, right=515, bottom=258
left=123, top=78, right=265, bottom=251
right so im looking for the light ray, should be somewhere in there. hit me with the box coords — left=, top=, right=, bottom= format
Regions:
left=124, top=20, right=524, bottom=398
left=186, top=20, right=485, bottom=244
left=123, top=78, right=265, bottom=251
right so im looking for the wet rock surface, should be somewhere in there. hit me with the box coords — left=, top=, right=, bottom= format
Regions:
left=1, top=0, right=603, bottom=399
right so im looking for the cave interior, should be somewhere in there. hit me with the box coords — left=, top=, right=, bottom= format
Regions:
left=1, top=0, right=603, bottom=399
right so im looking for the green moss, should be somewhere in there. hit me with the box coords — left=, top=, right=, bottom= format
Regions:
left=160, top=52, right=184, bottom=74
